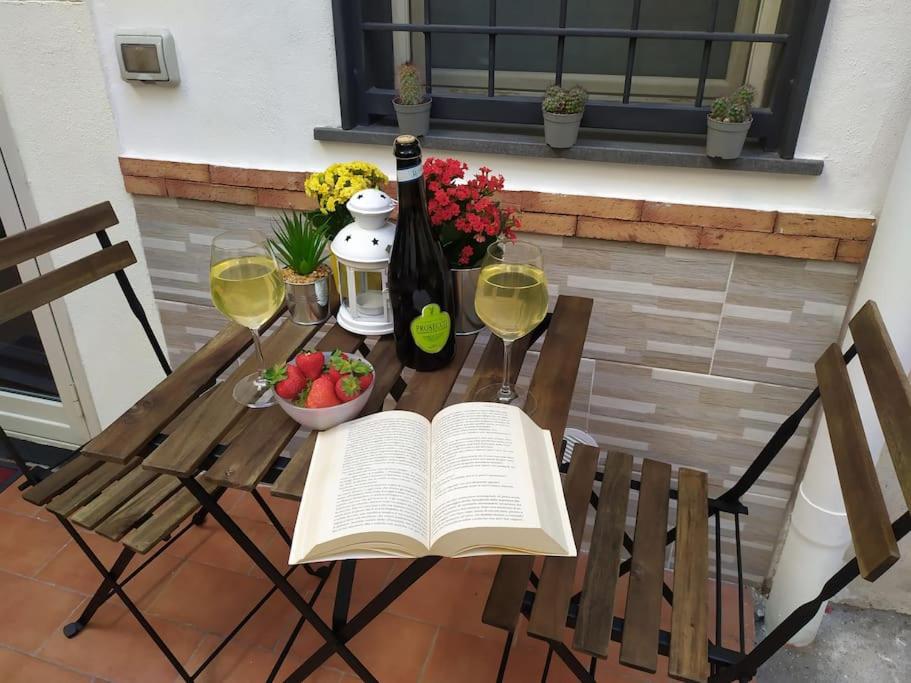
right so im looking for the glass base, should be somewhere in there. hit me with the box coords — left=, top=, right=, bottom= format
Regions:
left=473, top=382, right=536, bottom=416
left=232, top=371, right=276, bottom=408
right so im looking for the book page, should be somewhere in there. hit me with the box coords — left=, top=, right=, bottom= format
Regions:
left=428, top=403, right=540, bottom=545
left=289, top=411, right=432, bottom=563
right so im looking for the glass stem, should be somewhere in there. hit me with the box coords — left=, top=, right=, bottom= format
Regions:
left=251, top=328, right=267, bottom=376
left=497, top=339, right=516, bottom=403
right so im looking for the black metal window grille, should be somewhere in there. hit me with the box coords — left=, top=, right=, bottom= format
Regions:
left=332, top=1, right=830, bottom=159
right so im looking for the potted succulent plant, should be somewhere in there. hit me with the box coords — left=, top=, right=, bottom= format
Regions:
left=393, top=63, right=432, bottom=136
left=269, top=210, right=336, bottom=325
left=706, top=85, right=755, bottom=159
left=542, top=84, right=588, bottom=148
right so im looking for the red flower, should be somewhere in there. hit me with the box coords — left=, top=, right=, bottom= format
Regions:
left=458, top=245, right=474, bottom=265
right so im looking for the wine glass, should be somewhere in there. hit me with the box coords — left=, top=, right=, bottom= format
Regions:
left=474, top=240, right=549, bottom=414
left=210, top=229, right=285, bottom=408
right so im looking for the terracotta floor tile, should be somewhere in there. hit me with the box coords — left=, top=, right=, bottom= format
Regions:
left=0, top=510, right=70, bottom=576
left=0, top=479, right=40, bottom=518
left=146, top=559, right=272, bottom=636
left=181, top=634, right=342, bottom=683
left=229, top=487, right=299, bottom=530
left=501, top=633, right=580, bottom=683
left=422, top=626, right=504, bottom=683
left=36, top=532, right=127, bottom=595
left=0, top=571, right=84, bottom=652
left=0, top=646, right=91, bottom=683
left=292, top=611, right=437, bottom=680
left=187, top=519, right=279, bottom=576
left=38, top=606, right=204, bottom=683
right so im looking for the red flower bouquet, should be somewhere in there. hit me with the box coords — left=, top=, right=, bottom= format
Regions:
left=423, top=157, right=520, bottom=268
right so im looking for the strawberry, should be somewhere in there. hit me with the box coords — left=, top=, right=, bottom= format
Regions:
left=357, top=372, right=373, bottom=390
left=293, top=380, right=313, bottom=407
left=295, top=350, right=324, bottom=380
left=327, top=349, right=352, bottom=375
left=263, top=364, right=307, bottom=400
left=335, top=374, right=363, bottom=403
left=325, top=366, right=343, bottom=384
left=305, top=376, right=341, bottom=408
left=286, top=363, right=305, bottom=382
left=349, top=359, right=372, bottom=376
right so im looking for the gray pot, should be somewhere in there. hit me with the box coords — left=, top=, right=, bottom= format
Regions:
left=452, top=266, right=484, bottom=335
left=284, top=273, right=336, bottom=326
left=393, top=98, right=432, bottom=137
left=543, top=110, right=584, bottom=148
left=706, top=116, right=752, bottom=159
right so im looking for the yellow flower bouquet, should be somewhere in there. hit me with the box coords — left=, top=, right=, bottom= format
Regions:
left=304, top=161, right=388, bottom=237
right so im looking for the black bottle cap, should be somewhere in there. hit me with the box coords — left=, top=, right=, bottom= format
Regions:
left=394, top=135, right=421, bottom=160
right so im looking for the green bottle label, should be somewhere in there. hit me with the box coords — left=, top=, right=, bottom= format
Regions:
left=410, top=304, right=451, bottom=353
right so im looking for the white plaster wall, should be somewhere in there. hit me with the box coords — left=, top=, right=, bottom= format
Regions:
left=0, top=0, right=165, bottom=430
left=87, top=0, right=911, bottom=217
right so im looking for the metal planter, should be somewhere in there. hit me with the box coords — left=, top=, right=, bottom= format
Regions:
left=452, top=266, right=484, bottom=335
left=284, top=273, right=337, bottom=326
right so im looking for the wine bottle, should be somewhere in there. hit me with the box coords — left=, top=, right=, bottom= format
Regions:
left=388, top=135, right=456, bottom=370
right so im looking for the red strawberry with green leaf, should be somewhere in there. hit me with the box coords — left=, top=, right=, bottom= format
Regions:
left=334, top=375, right=363, bottom=403
left=293, top=380, right=313, bottom=407
left=295, top=350, right=324, bottom=380
left=305, top=376, right=341, bottom=408
left=349, top=359, right=372, bottom=376
left=357, top=372, right=373, bottom=390
left=328, top=349, right=352, bottom=374
left=325, top=366, right=343, bottom=384
left=264, top=363, right=307, bottom=400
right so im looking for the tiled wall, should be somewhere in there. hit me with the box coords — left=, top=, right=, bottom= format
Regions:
left=132, top=195, right=861, bottom=584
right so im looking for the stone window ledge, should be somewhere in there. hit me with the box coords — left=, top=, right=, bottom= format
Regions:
left=118, top=156, right=872, bottom=264
left=313, top=122, right=824, bottom=176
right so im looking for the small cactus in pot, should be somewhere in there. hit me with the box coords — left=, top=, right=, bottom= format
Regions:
left=393, top=63, right=432, bottom=136
left=706, top=85, right=755, bottom=159
left=542, top=84, right=588, bottom=148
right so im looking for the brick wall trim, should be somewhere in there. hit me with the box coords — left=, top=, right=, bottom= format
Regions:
left=119, top=156, right=875, bottom=263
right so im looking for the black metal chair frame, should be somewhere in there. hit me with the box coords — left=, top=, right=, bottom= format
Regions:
left=1, top=227, right=333, bottom=682
left=497, top=343, right=911, bottom=683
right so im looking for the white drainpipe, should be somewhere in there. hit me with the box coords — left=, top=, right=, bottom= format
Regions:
left=765, top=116, right=911, bottom=645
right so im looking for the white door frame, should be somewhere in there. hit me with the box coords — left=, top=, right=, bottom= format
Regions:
left=0, top=100, right=97, bottom=446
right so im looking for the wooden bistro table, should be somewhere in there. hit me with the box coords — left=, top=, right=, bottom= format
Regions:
left=77, top=294, right=594, bottom=683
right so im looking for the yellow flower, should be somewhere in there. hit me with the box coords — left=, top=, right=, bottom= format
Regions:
left=303, top=161, right=388, bottom=213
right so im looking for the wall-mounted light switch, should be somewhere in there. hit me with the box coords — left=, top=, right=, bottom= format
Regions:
left=115, top=30, right=179, bottom=86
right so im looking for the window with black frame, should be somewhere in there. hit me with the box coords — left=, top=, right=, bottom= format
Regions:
left=333, top=0, right=829, bottom=159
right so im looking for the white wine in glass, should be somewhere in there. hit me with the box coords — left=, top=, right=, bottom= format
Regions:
left=474, top=240, right=548, bottom=413
left=210, top=230, right=284, bottom=408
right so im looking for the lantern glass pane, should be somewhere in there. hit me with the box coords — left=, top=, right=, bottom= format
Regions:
left=352, top=270, right=387, bottom=318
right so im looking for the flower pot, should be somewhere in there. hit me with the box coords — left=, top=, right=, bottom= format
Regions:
left=393, top=97, right=432, bottom=137
left=451, top=266, right=484, bottom=335
left=282, top=265, right=337, bottom=326
left=706, top=116, right=752, bottom=159
left=543, top=110, right=584, bottom=149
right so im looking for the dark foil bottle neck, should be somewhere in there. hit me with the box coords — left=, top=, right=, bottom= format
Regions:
left=394, top=135, right=423, bottom=184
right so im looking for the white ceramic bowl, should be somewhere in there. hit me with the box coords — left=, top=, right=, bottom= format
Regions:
left=274, top=351, right=374, bottom=431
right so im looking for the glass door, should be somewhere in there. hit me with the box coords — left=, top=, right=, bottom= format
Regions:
left=0, top=143, right=91, bottom=446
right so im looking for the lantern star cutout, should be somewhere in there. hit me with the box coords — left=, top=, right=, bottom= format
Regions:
left=372, top=238, right=379, bottom=245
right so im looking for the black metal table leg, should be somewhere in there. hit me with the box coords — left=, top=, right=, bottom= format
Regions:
left=334, top=560, right=356, bottom=631
left=64, top=545, right=134, bottom=637
left=180, top=477, right=378, bottom=683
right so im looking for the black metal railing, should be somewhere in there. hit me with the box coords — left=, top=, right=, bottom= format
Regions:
left=332, top=0, right=831, bottom=159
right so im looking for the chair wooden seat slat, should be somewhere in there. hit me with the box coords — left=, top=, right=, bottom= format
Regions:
left=70, top=466, right=160, bottom=530
left=668, top=468, right=710, bottom=683
left=0, top=241, right=136, bottom=326
left=94, top=475, right=182, bottom=541
left=122, top=476, right=219, bottom=554
left=142, top=318, right=326, bottom=477
left=0, top=201, right=117, bottom=271
left=22, top=455, right=103, bottom=506
left=84, top=319, right=259, bottom=464
left=849, top=300, right=911, bottom=510
left=46, top=459, right=139, bottom=517
left=528, top=444, right=600, bottom=642
left=271, top=333, right=475, bottom=501
left=573, top=451, right=633, bottom=658
left=816, top=343, right=900, bottom=580
left=482, top=296, right=594, bottom=632
left=619, top=458, right=672, bottom=674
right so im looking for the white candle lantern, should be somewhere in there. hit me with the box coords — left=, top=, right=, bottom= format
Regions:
left=330, top=188, right=397, bottom=335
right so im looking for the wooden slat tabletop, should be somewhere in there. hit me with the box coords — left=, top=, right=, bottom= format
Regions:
left=46, top=459, right=138, bottom=517
left=573, top=451, right=633, bottom=658
left=122, top=476, right=219, bottom=554
left=482, top=295, right=593, bottom=632
left=22, top=455, right=103, bottom=507
left=142, top=317, right=325, bottom=477
left=527, top=444, right=599, bottom=642
left=95, top=475, right=182, bottom=541
left=620, top=458, right=671, bottom=673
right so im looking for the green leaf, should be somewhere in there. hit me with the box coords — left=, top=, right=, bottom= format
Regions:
left=268, top=211, right=330, bottom=276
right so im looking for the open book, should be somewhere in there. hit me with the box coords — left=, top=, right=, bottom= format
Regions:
left=289, top=402, right=576, bottom=563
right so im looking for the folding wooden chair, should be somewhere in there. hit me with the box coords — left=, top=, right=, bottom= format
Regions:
left=0, top=202, right=325, bottom=682
left=484, top=300, right=910, bottom=683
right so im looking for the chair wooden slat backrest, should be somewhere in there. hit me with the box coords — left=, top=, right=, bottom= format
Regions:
left=0, top=201, right=118, bottom=271
left=815, top=343, right=900, bottom=581
left=849, top=300, right=911, bottom=512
